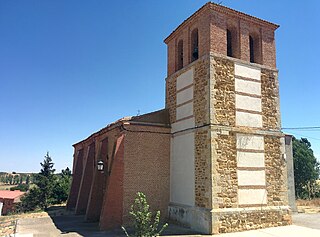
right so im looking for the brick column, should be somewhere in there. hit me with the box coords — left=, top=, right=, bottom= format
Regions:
left=99, top=135, right=124, bottom=230
left=66, top=149, right=84, bottom=210
left=85, top=139, right=108, bottom=222
left=75, top=143, right=95, bottom=215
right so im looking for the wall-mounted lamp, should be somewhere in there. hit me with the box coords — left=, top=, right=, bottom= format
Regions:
left=97, top=160, right=104, bottom=171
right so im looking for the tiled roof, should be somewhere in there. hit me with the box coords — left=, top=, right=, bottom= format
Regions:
left=0, top=190, right=25, bottom=200
left=73, top=109, right=170, bottom=146
left=164, top=2, right=279, bottom=43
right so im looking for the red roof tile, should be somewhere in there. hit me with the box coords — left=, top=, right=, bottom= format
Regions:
left=0, top=190, right=25, bottom=200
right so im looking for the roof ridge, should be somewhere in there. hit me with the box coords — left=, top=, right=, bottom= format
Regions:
left=164, top=2, right=279, bottom=43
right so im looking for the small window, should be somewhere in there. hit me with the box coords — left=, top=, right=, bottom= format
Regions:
left=249, top=34, right=261, bottom=64
left=249, top=35, right=255, bottom=63
left=226, top=27, right=239, bottom=59
left=177, top=40, right=183, bottom=70
left=191, top=28, right=199, bottom=62
left=227, top=29, right=233, bottom=57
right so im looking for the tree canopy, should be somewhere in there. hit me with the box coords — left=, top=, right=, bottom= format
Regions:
left=293, top=137, right=320, bottom=199
left=18, top=152, right=72, bottom=212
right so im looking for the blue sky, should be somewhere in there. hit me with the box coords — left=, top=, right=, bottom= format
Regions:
left=1, top=0, right=320, bottom=172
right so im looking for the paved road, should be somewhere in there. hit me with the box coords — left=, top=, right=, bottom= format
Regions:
left=15, top=213, right=320, bottom=237
left=292, top=213, right=320, bottom=230
left=15, top=214, right=199, bottom=237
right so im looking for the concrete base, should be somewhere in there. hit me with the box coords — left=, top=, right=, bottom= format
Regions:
left=168, top=203, right=212, bottom=234
left=169, top=203, right=292, bottom=235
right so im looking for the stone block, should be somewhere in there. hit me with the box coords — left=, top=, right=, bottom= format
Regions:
left=177, top=86, right=193, bottom=105
left=236, top=111, right=262, bottom=127
left=238, top=189, right=267, bottom=205
left=235, top=94, right=262, bottom=112
left=237, top=151, right=265, bottom=167
left=176, top=68, right=194, bottom=90
left=235, top=78, right=261, bottom=95
left=235, top=63, right=261, bottom=80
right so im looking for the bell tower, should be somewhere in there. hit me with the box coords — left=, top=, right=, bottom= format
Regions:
left=165, top=2, right=291, bottom=234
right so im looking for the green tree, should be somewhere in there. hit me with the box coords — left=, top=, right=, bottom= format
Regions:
left=26, top=175, right=30, bottom=185
left=293, top=137, right=320, bottom=199
left=10, top=183, right=29, bottom=192
left=33, top=152, right=56, bottom=210
left=122, top=192, right=168, bottom=237
left=17, top=187, right=42, bottom=212
left=18, top=153, right=72, bottom=213
left=51, top=167, right=72, bottom=204
left=0, top=175, right=5, bottom=183
left=8, top=174, right=13, bottom=185
left=13, top=175, right=20, bottom=185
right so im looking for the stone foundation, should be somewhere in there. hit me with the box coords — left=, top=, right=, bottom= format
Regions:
left=169, top=204, right=292, bottom=234
left=168, top=203, right=212, bottom=234
left=212, top=207, right=291, bottom=234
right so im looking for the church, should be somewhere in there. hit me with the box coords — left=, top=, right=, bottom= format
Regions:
left=67, top=2, right=293, bottom=234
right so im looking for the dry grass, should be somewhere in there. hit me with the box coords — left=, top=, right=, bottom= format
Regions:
left=0, top=184, right=17, bottom=190
left=0, top=211, right=48, bottom=236
left=0, top=205, right=68, bottom=236
left=296, top=198, right=320, bottom=207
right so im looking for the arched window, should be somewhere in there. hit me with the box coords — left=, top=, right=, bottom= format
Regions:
left=249, top=35, right=255, bottom=63
left=191, top=28, right=199, bottom=62
left=226, top=27, right=240, bottom=58
left=249, top=34, right=261, bottom=64
left=227, top=29, right=233, bottom=57
left=177, top=40, right=183, bottom=70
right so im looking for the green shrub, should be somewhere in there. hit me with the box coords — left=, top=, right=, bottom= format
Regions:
left=122, top=192, right=168, bottom=237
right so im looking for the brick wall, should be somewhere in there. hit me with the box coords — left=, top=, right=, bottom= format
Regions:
left=75, top=142, right=95, bottom=214
left=165, top=3, right=278, bottom=77
left=122, top=124, right=170, bottom=225
left=67, top=148, right=84, bottom=210
left=100, top=134, right=125, bottom=230
left=0, top=198, right=14, bottom=215
left=86, top=138, right=109, bottom=221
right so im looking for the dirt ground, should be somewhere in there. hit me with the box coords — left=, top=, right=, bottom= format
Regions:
left=0, top=211, right=48, bottom=236
left=296, top=198, right=320, bottom=213
left=2, top=202, right=320, bottom=237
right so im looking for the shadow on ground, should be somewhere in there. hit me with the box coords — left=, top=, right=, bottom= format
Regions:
left=46, top=206, right=201, bottom=237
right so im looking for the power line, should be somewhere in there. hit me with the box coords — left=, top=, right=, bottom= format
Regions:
left=284, top=131, right=320, bottom=141
left=281, top=127, right=320, bottom=140
left=282, top=126, right=320, bottom=130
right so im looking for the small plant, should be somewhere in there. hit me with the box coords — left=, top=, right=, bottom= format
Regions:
left=122, top=192, right=168, bottom=237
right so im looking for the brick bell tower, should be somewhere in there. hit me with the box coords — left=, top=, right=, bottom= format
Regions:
left=165, top=2, right=291, bottom=234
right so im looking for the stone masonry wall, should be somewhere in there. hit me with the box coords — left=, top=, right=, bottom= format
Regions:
left=212, top=57, right=235, bottom=126
left=194, top=128, right=211, bottom=208
left=265, top=136, right=288, bottom=206
left=193, top=57, right=211, bottom=208
left=213, top=133, right=237, bottom=209
left=217, top=208, right=291, bottom=234
left=261, top=69, right=280, bottom=130
left=166, top=75, right=177, bottom=124
left=194, top=58, right=210, bottom=126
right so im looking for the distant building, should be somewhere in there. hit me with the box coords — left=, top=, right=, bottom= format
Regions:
left=0, top=190, right=25, bottom=215
left=67, top=2, right=292, bottom=234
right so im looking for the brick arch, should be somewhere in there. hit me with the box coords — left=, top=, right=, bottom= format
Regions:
left=226, top=25, right=240, bottom=59
left=249, top=30, right=262, bottom=64
left=191, top=28, right=199, bottom=62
